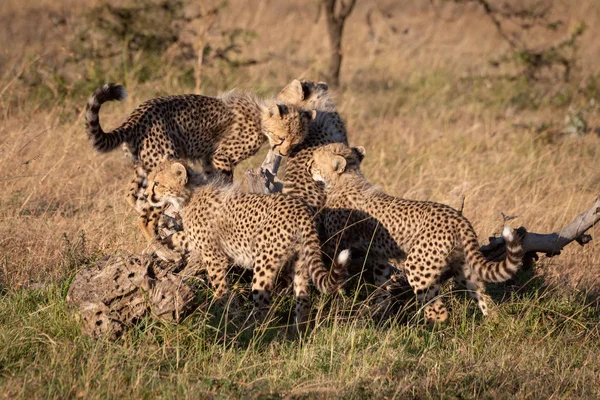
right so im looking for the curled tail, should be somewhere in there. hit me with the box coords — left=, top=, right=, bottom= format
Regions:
left=461, top=224, right=526, bottom=283
left=85, top=83, right=129, bottom=152
left=298, top=224, right=349, bottom=293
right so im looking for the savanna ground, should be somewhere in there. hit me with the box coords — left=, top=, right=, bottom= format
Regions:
left=1, top=0, right=600, bottom=398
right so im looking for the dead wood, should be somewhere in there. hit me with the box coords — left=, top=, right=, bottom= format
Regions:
left=481, top=196, right=600, bottom=261
left=66, top=254, right=196, bottom=340
left=245, top=150, right=283, bottom=194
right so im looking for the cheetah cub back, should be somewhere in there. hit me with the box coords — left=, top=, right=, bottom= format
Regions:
left=308, top=143, right=526, bottom=323
left=144, top=160, right=349, bottom=329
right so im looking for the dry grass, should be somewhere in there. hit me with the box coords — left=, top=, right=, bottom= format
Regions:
left=1, top=0, right=600, bottom=397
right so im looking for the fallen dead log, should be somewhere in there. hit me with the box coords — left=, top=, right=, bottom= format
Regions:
left=67, top=254, right=196, bottom=340
left=481, top=196, right=600, bottom=262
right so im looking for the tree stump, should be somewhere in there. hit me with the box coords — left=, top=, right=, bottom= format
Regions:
left=66, top=253, right=197, bottom=340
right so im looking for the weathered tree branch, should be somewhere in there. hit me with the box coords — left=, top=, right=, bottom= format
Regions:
left=245, top=150, right=283, bottom=194
left=481, top=196, right=600, bottom=261
left=67, top=254, right=196, bottom=340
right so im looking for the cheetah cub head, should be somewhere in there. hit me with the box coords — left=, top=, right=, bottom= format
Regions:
left=278, top=79, right=335, bottom=111
left=262, top=103, right=315, bottom=157
left=146, top=161, right=204, bottom=211
left=308, top=143, right=366, bottom=187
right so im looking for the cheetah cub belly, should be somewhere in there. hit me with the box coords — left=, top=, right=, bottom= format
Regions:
left=144, top=160, right=349, bottom=329
left=84, top=84, right=315, bottom=261
left=308, top=143, right=526, bottom=323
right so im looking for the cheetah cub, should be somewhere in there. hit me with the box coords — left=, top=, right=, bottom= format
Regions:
left=308, top=143, right=526, bottom=323
left=278, top=79, right=348, bottom=212
left=85, top=84, right=315, bottom=261
left=144, top=160, right=349, bottom=328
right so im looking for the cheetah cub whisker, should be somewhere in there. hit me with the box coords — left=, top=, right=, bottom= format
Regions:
left=144, top=160, right=350, bottom=329
left=308, top=143, right=527, bottom=324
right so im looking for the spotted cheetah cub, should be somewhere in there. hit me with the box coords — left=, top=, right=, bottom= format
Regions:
left=144, top=160, right=349, bottom=328
left=308, top=143, right=526, bottom=323
left=85, top=84, right=315, bottom=261
left=278, top=79, right=348, bottom=212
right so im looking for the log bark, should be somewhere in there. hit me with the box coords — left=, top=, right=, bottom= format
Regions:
left=245, top=150, right=283, bottom=194
left=481, top=196, right=600, bottom=261
left=67, top=254, right=196, bottom=340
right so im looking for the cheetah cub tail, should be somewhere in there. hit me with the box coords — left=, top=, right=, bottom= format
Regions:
left=322, top=249, right=351, bottom=293
left=85, top=83, right=129, bottom=153
left=336, top=249, right=351, bottom=269
left=302, top=245, right=350, bottom=295
left=464, top=225, right=527, bottom=283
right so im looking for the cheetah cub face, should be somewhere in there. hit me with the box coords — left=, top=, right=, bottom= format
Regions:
left=262, top=104, right=316, bottom=156
left=308, top=143, right=365, bottom=187
left=146, top=162, right=201, bottom=211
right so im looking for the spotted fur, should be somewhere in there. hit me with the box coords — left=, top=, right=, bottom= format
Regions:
left=277, top=79, right=396, bottom=299
left=85, top=83, right=315, bottom=260
left=278, top=79, right=348, bottom=212
left=144, top=160, right=349, bottom=328
left=309, top=143, right=526, bottom=323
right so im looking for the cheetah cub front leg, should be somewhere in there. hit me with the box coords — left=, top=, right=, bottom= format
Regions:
left=138, top=204, right=183, bottom=263
left=127, top=166, right=184, bottom=263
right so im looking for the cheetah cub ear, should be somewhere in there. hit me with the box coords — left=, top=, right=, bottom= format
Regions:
left=332, top=155, right=347, bottom=174
left=302, top=109, right=317, bottom=121
left=280, top=79, right=305, bottom=102
left=317, top=82, right=329, bottom=91
left=352, top=146, right=366, bottom=162
left=170, top=162, right=188, bottom=186
left=268, top=104, right=282, bottom=119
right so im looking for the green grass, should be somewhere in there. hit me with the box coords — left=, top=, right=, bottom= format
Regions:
left=2, top=275, right=600, bottom=399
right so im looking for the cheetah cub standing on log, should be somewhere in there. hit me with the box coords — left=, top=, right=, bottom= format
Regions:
left=85, top=84, right=315, bottom=261
left=308, top=143, right=526, bottom=323
left=144, top=160, right=349, bottom=328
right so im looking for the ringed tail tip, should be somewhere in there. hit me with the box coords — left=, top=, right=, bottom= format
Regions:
left=337, top=249, right=351, bottom=267
left=101, top=83, right=127, bottom=101
left=502, top=226, right=514, bottom=242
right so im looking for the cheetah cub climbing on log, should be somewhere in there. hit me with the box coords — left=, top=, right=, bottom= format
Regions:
left=144, top=160, right=349, bottom=328
left=308, top=143, right=526, bottom=323
left=85, top=84, right=315, bottom=261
